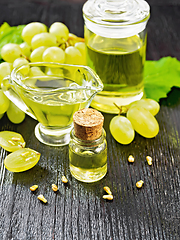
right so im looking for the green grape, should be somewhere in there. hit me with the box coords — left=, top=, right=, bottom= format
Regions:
left=21, top=22, right=47, bottom=45
left=4, top=148, right=40, bottom=172
left=42, top=46, right=65, bottom=63
left=45, top=67, right=64, bottom=77
left=0, top=89, right=10, bottom=114
left=129, top=99, right=160, bottom=116
left=6, top=101, right=26, bottom=124
left=1, top=43, right=23, bottom=62
left=29, top=66, right=45, bottom=77
left=65, top=46, right=84, bottom=65
left=30, top=46, right=47, bottom=62
left=75, top=42, right=86, bottom=65
left=0, top=131, right=25, bottom=152
left=127, top=106, right=159, bottom=138
left=74, top=42, right=86, bottom=54
left=0, top=62, right=12, bottom=85
left=19, top=42, right=31, bottom=58
left=49, top=22, right=69, bottom=44
left=31, top=32, right=57, bottom=50
left=110, top=115, right=135, bottom=144
left=13, top=57, right=30, bottom=75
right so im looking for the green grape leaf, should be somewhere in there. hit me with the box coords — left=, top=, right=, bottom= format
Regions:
left=144, top=57, right=180, bottom=102
left=0, top=22, right=25, bottom=61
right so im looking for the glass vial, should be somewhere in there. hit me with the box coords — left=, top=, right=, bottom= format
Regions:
left=69, top=108, right=107, bottom=183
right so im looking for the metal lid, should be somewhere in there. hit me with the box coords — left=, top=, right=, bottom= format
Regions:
left=83, top=0, right=150, bottom=38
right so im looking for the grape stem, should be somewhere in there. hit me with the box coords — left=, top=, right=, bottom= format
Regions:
left=113, top=102, right=129, bottom=115
left=21, top=53, right=29, bottom=61
left=59, top=36, right=84, bottom=49
left=68, top=36, right=84, bottom=42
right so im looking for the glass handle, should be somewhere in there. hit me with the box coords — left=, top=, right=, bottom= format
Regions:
left=1, top=76, right=37, bottom=120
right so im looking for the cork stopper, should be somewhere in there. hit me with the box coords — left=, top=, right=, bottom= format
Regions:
left=73, top=108, right=104, bottom=141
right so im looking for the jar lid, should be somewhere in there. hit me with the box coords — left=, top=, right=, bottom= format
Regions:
left=83, top=0, right=150, bottom=38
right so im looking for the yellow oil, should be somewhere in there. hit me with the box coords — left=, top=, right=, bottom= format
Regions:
left=19, top=76, right=90, bottom=127
left=69, top=148, right=107, bottom=183
left=86, top=33, right=146, bottom=113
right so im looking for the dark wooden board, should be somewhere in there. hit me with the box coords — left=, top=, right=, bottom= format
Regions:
left=0, top=0, right=180, bottom=239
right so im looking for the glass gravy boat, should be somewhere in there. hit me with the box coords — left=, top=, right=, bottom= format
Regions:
left=2, top=62, right=103, bottom=146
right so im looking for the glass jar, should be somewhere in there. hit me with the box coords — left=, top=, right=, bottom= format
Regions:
left=69, top=128, right=107, bottom=183
left=83, top=0, right=150, bottom=114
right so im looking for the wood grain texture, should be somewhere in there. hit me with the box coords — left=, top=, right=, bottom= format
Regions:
left=0, top=0, right=180, bottom=239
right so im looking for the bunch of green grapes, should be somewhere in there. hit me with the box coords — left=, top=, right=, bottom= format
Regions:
left=109, top=99, right=160, bottom=145
left=0, top=21, right=86, bottom=124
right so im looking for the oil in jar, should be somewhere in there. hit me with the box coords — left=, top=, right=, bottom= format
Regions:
left=85, top=30, right=147, bottom=113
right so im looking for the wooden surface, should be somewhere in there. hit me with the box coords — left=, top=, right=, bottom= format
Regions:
left=0, top=0, right=180, bottom=239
